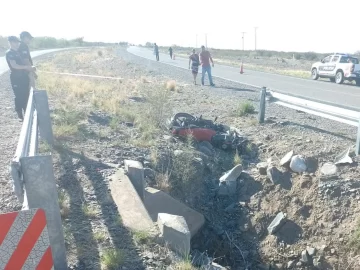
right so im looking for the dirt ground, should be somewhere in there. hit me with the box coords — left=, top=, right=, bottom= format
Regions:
left=1, top=46, right=360, bottom=269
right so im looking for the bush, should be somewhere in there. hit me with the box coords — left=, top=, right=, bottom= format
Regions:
left=237, top=101, right=255, bottom=116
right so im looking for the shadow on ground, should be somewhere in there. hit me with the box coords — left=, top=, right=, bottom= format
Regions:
left=56, top=144, right=145, bottom=270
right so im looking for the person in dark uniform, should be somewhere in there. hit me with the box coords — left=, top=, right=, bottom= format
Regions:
left=5, top=36, right=35, bottom=120
left=168, top=47, right=173, bottom=59
left=154, top=43, right=159, bottom=61
left=19, top=31, right=36, bottom=89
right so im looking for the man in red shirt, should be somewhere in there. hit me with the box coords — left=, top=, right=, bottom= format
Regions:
left=199, top=45, right=215, bottom=86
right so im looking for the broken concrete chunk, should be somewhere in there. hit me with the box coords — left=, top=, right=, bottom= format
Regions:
left=300, top=250, right=310, bottom=264
left=218, top=164, right=242, bottom=195
left=306, top=246, right=316, bottom=256
left=320, top=162, right=338, bottom=176
left=267, top=166, right=282, bottom=184
left=267, top=212, right=287, bottom=234
left=290, top=155, right=307, bottom=173
left=287, top=260, right=295, bottom=268
left=257, top=162, right=268, bottom=175
left=334, top=147, right=353, bottom=165
left=157, top=213, right=191, bottom=256
left=219, top=164, right=243, bottom=183
left=280, top=150, right=294, bottom=166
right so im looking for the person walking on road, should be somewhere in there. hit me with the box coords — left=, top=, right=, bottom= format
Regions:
left=19, top=31, right=37, bottom=89
left=154, top=43, right=159, bottom=61
left=189, top=49, right=200, bottom=85
left=169, top=47, right=173, bottom=59
left=5, top=36, right=35, bottom=120
left=199, top=45, right=215, bottom=86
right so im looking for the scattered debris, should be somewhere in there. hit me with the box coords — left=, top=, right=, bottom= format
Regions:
left=280, top=150, right=294, bottom=166
left=267, top=212, right=287, bottom=234
left=334, top=147, right=353, bottom=165
left=290, top=155, right=307, bottom=173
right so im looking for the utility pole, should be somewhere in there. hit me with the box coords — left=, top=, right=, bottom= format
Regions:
left=254, top=27, right=258, bottom=51
left=241, top=32, right=246, bottom=51
left=205, top=33, right=208, bottom=48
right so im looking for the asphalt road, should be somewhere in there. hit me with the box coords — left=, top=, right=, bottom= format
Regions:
left=0, top=48, right=72, bottom=75
left=128, top=46, right=360, bottom=109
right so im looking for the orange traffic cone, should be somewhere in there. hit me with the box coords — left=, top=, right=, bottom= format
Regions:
left=240, top=62, right=244, bottom=74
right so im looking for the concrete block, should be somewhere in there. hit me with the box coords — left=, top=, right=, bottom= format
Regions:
left=267, top=212, right=287, bottom=234
left=144, top=187, right=204, bottom=237
left=109, top=169, right=154, bottom=232
left=157, top=213, right=190, bottom=256
left=124, top=160, right=145, bottom=201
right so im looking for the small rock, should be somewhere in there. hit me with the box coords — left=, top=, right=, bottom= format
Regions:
left=257, top=162, right=268, bottom=175
left=95, top=153, right=102, bottom=158
left=280, top=150, right=294, bottom=166
left=330, top=248, right=336, bottom=255
left=296, top=262, right=302, bottom=267
left=290, top=155, right=307, bottom=173
left=306, top=246, right=316, bottom=256
left=267, top=212, right=287, bottom=234
left=144, top=168, right=155, bottom=179
left=287, top=260, right=295, bottom=268
left=125, top=122, right=134, bottom=127
left=267, top=166, right=282, bottom=184
left=320, top=163, right=338, bottom=176
left=174, top=150, right=184, bottom=156
left=300, top=250, right=310, bottom=264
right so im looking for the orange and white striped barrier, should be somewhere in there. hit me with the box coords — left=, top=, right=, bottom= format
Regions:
left=0, top=209, right=54, bottom=270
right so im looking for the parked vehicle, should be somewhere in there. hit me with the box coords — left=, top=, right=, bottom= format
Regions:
left=311, top=53, right=360, bottom=85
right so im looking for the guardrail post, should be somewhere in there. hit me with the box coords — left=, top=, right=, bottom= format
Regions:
left=20, top=154, right=67, bottom=269
left=258, top=87, right=266, bottom=123
left=34, top=90, right=54, bottom=146
left=356, top=120, right=360, bottom=156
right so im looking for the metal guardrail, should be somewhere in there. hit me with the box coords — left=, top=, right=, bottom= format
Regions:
left=257, top=86, right=360, bottom=154
left=9, top=87, right=67, bottom=269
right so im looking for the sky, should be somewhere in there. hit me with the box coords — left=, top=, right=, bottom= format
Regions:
left=1, top=0, right=360, bottom=53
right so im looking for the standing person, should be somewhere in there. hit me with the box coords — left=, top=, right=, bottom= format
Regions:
left=199, top=45, right=215, bottom=86
left=169, top=47, right=173, bottom=59
left=188, top=49, right=200, bottom=85
left=19, top=31, right=37, bottom=89
left=5, top=36, right=35, bottom=120
left=154, top=43, right=159, bottom=61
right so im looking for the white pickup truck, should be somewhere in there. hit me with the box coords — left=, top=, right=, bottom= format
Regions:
left=311, top=54, right=360, bottom=85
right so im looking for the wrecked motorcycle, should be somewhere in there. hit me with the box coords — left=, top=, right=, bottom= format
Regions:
left=169, top=113, right=247, bottom=150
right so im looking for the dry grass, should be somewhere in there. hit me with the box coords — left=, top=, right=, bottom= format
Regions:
left=237, top=101, right=255, bottom=116
left=82, top=203, right=98, bottom=218
left=132, top=230, right=153, bottom=245
left=58, top=190, right=70, bottom=219
left=94, top=231, right=107, bottom=243
left=166, top=80, right=177, bottom=91
left=155, top=171, right=171, bottom=192
left=233, top=149, right=242, bottom=166
left=172, top=260, right=197, bottom=270
left=101, top=249, right=125, bottom=270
